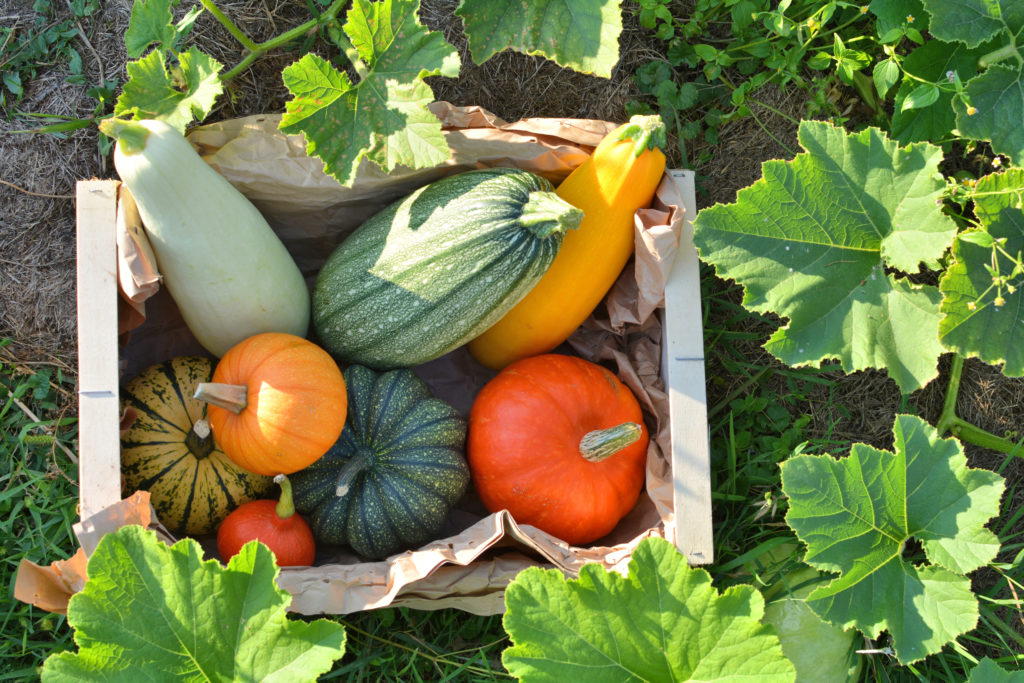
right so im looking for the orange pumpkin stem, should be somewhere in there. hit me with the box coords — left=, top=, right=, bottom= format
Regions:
left=579, top=422, right=644, bottom=462
left=193, top=382, right=248, bottom=415
left=273, top=473, right=296, bottom=519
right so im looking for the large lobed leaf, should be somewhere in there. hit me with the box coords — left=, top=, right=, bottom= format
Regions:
left=125, top=0, right=178, bottom=57
left=692, top=121, right=957, bottom=393
left=455, top=0, right=623, bottom=78
left=781, top=414, right=1005, bottom=664
left=923, top=0, right=1024, bottom=165
left=113, top=47, right=223, bottom=134
left=940, top=169, right=1024, bottom=376
left=280, top=0, right=460, bottom=187
left=889, top=39, right=991, bottom=145
left=953, top=64, right=1024, bottom=167
left=968, top=658, right=1024, bottom=681
left=41, top=525, right=346, bottom=682
left=502, top=537, right=796, bottom=682
left=921, top=0, right=1012, bottom=49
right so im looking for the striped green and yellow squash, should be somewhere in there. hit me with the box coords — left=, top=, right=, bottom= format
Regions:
left=120, top=356, right=273, bottom=535
left=289, top=364, right=469, bottom=560
left=312, top=167, right=583, bottom=369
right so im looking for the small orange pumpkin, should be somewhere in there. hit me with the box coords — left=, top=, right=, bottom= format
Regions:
left=217, top=474, right=316, bottom=567
left=467, top=353, right=649, bottom=545
left=194, top=332, right=347, bottom=476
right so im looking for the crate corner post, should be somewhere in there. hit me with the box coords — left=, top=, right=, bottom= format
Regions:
left=75, top=179, right=124, bottom=523
left=663, top=169, right=714, bottom=566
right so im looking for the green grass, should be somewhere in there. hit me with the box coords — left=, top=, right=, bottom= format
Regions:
left=0, top=344, right=79, bottom=678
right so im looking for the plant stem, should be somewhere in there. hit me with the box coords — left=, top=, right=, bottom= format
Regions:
left=936, top=354, right=964, bottom=436
left=937, top=354, right=1024, bottom=455
left=204, top=0, right=361, bottom=83
left=979, top=42, right=1023, bottom=69
left=198, top=0, right=259, bottom=52
left=950, top=416, right=1024, bottom=456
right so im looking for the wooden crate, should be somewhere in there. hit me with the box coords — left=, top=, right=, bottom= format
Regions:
left=73, top=166, right=711, bottom=609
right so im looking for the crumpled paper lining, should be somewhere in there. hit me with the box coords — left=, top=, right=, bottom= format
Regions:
left=22, top=103, right=686, bottom=616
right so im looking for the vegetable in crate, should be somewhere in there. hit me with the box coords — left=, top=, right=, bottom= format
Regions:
left=468, top=115, right=668, bottom=370
left=217, top=474, right=316, bottom=567
left=98, top=118, right=310, bottom=357
left=120, top=356, right=273, bottom=536
left=312, top=167, right=583, bottom=369
left=467, top=354, right=649, bottom=545
left=194, top=333, right=347, bottom=477
left=289, top=364, right=469, bottom=560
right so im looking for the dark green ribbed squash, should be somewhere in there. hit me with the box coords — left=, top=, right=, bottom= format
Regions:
left=312, top=167, right=583, bottom=369
left=120, top=356, right=274, bottom=535
left=289, top=364, right=469, bottom=560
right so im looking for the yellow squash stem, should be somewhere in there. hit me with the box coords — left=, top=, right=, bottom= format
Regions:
left=467, top=115, right=668, bottom=370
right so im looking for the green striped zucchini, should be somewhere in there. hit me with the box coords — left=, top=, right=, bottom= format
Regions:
left=312, top=167, right=583, bottom=368
left=288, top=364, right=469, bottom=560
left=120, top=356, right=273, bottom=535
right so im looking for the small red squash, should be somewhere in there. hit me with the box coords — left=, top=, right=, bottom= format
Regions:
left=217, top=474, right=316, bottom=567
left=467, top=354, right=649, bottom=545
left=194, top=332, right=347, bottom=476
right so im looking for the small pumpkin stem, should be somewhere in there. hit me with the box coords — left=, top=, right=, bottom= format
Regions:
left=273, top=473, right=296, bottom=519
left=615, top=115, right=668, bottom=157
left=335, top=449, right=373, bottom=497
left=519, top=191, right=584, bottom=239
left=579, top=422, right=644, bottom=463
left=184, top=419, right=215, bottom=459
left=194, top=382, right=248, bottom=414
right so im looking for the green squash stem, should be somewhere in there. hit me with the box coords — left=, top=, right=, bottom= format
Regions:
left=615, top=114, right=668, bottom=156
left=335, top=448, right=373, bottom=497
left=184, top=419, right=215, bottom=459
left=97, top=118, right=151, bottom=155
left=579, top=422, right=644, bottom=463
left=518, top=191, right=584, bottom=239
left=273, top=473, right=296, bottom=519
left=193, top=382, right=248, bottom=414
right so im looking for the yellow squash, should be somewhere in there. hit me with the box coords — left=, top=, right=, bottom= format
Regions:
left=467, top=115, right=668, bottom=369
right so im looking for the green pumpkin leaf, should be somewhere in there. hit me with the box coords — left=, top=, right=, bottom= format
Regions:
left=890, top=39, right=990, bottom=145
left=502, top=537, right=796, bottom=682
left=968, top=658, right=1024, bottom=681
left=692, top=121, right=956, bottom=393
left=279, top=0, right=460, bottom=187
left=781, top=414, right=1005, bottom=665
left=870, top=0, right=927, bottom=36
left=113, top=47, right=223, bottom=134
left=954, top=65, right=1024, bottom=166
left=920, top=0, right=1009, bottom=48
left=940, top=169, right=1024, bottom=375
left=455, top=0, right=623, bottom=78
left=125, top=0, right=178, bottom=57
left=41, top=525, right=346, bottom=682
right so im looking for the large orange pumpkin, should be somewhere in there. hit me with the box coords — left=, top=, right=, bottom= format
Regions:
left=194, top=332, right=347, bottom=476
left=467, top=354, right=649, bottom=545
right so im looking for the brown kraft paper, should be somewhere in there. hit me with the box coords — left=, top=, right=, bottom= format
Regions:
left=17, top=102, right=687, bottom=616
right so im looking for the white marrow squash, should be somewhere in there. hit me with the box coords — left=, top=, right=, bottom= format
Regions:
left=99, top=118, right=310, bottom=357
